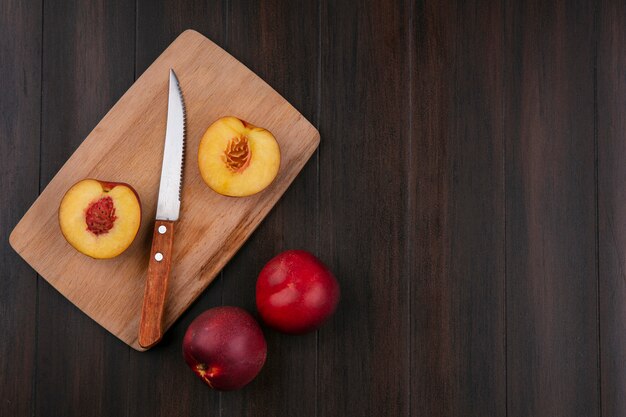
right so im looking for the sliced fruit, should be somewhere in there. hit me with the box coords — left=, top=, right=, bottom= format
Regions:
left=58, top=179, right=141, bottom=259
left=198, top=116, right=281, bottom=197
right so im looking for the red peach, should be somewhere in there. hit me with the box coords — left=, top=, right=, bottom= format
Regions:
left=256, top=250, right=340, bottom=334
left=182, top=307, right=267, bottom=390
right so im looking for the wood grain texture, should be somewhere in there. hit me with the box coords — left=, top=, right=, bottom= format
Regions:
left=139, top=220, right=176, bottom=348
left=33, top=1, right=135, bottom=416
left=598, top=0, right=626, bottom=415
left=219, top=0, right=319, bottom=416
left=318, top=1, right=410, bottom=416
left=505, top=0, right=599, bottom=416
left=0, top=0, right=41, bottom=416
left=410, top=0, right=506, bottom=415
left=6, top=0, right=626, bottom=416
left=10, top=29, right=319, bottom=351
left=135, top=0, right=228, bottom=77
left=127, top=3, right=226, bottom=417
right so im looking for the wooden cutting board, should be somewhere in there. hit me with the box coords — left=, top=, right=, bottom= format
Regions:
left=9, top=30, right=319, bottom=351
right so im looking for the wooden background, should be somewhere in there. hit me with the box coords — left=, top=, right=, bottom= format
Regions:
left=1, top=0, right=624, bottom=416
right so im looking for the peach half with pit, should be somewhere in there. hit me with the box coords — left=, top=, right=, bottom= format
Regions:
left=58, top=179, right=141, bottom=259
left=198, top=116, right=281, bottom=197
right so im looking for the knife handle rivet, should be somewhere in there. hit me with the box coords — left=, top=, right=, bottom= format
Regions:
left=158, top=225, right=167, bottom=234
left=155, top=252, right=164, bottom=262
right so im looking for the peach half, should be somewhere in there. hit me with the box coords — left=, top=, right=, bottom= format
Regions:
left=58, top=179, right=141, bottom=259
left=198, top=116, right=281, bottom=197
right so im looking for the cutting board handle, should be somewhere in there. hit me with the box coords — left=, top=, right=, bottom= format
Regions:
left=138, top=220, right=175, bottom=348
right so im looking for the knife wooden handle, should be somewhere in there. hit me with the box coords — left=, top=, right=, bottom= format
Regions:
left=138, top=220, right=175, bottom=348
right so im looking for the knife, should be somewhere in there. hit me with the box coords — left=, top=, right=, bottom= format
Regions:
left=138, top=69, right=186, bottom=349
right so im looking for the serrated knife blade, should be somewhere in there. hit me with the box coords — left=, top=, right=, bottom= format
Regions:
left=138, top=68, right=186, bottom=349
left=156, top=69, right=186, bottom=221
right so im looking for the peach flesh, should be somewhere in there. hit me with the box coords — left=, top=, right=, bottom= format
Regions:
left=58, top=179, right=141, bottom=259
left=198, top=116, right=281, bottom=197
